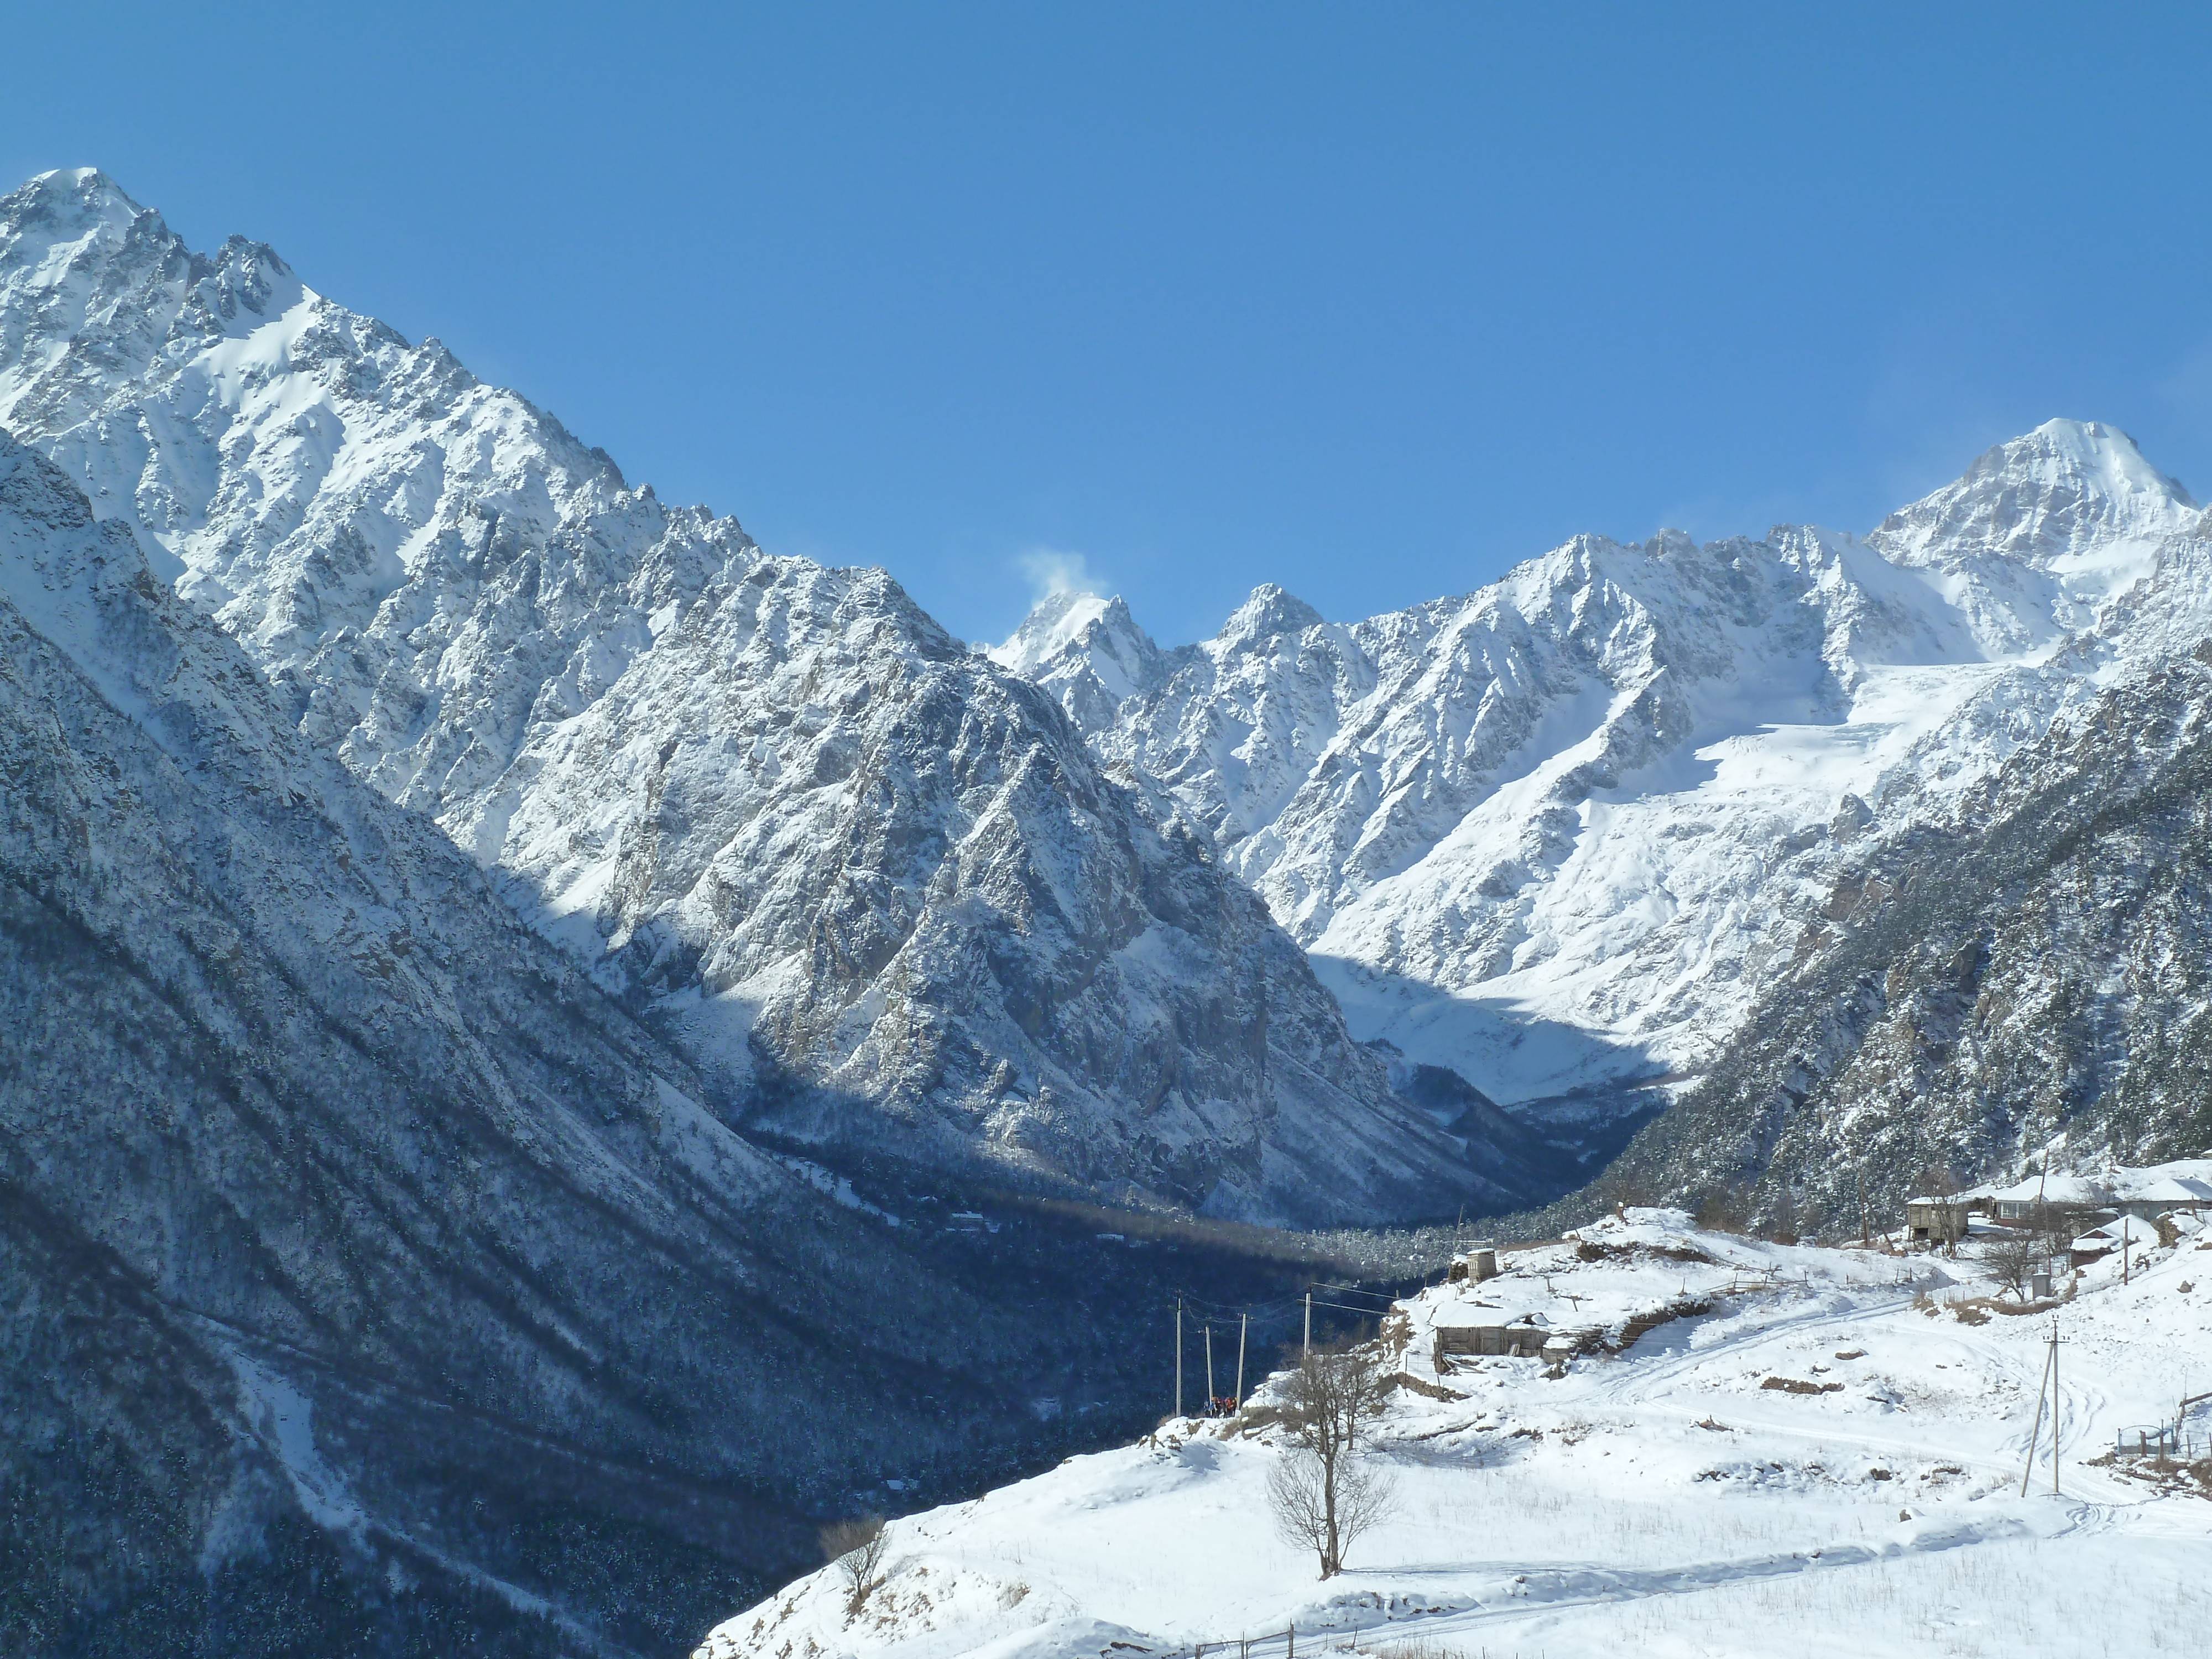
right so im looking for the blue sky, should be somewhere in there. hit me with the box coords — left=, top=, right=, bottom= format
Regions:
left=9, top=3, right=2210, bottom=645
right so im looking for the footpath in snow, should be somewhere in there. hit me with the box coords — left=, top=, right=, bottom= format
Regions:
left=696, top=1207, right=2212, bottom=1659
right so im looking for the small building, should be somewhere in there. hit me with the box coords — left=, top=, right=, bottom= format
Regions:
left=2112, top=1175, right=2212, bottom=1224
left=1446, top=1244, right=1501, bottom=1284
left=1991, top=1174, right=2114, bottom=1227
left=1906, top=1196, right=1970, bottom=1245
left=1432, top=1304, right=1548, bottom=1366
left=2068, top=1218, right=2146, bottom=1269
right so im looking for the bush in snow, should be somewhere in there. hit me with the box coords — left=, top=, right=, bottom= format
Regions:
left=820, top=1517, right=890, bottom=1618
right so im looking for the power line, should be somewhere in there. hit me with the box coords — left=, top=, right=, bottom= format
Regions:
left=1306, top=1282, right=1400, bottom=1303
left=1161, top=1290, right=1303, bottom=1318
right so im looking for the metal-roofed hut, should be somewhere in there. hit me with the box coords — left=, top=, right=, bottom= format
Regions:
left=2069, top=1219, right=2138, bottom=1269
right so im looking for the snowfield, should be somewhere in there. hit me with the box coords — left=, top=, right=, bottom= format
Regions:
left=697, top=1209, right=2212, bottom=1658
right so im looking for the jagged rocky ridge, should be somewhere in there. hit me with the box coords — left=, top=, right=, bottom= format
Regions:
left=999, top=422, right=2207, bottom=1170
left=0, top=166, right=1519, bottom=1226
left=1, top=426, right=1239, bottom=1651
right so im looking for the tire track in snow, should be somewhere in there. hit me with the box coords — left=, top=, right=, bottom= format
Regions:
left=1154, top=1511, right=2030, bottom=1659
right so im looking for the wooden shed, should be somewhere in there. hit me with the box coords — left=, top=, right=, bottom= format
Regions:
left=2069, top=1226, right=2119, bottom=1269
left=1432, top=1305, right=1548, bottom=1368
left=1906, top=1196, right=1969, bottom=1245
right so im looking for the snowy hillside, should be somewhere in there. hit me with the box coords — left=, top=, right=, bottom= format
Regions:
left=697, top=1207, right=2212, bottom=1659
left=1003, top=422, right=2205, bottom=1135
left=0, top=166, right=1513, bottom=1225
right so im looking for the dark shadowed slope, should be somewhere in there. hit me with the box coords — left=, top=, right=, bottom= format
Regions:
left=0, top=431, right=1267, bottom=1654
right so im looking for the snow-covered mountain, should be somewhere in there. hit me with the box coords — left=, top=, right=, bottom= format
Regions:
left=0, top=426, right=1186, bottom=1649
left=1003, top=421, right=2204, bottom=1147
left=0, top=166, right=1523, bottom=1226
left=11, top=161, right=2209, bottom=1228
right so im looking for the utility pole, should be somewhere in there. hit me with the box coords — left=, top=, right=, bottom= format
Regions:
left=1236, top=1312, right=1248, bottom=1409
left=2122, top=1217, right=2132, bottom=1285
left=2051, top=1319, right=2063, bottom=1496
left=2019, top=1337, right=2051, bottom=1498
left=1204, top=1324, right=1215, bottom=1413
left=1303, top=1291, right=1312, bottom=1360
left=2021, top=1319, right=2065, bottom=1497
left=1175, top=1298, right=1184, bottom=1420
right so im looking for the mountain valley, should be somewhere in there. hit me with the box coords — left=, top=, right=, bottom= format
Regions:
left=5, top=160, right=2212, bottom=1656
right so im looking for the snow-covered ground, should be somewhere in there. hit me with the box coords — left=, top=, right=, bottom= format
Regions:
left=697, top=1208, right=2212, bottom=1659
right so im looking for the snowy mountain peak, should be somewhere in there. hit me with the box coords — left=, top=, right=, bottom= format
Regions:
left=1223, top=581, right=1325, bottom=643
left=2020, top=416, right=2189, bottom=496
left=1861, top=418, right=2199, bottom=656
left=993, top=587, right=1170, bottom=731
left=1871, top=417, right=2195, bottom=571
left=989, top=586, right=1117, bottom=672
left=3, top=165, right=145, bottom=231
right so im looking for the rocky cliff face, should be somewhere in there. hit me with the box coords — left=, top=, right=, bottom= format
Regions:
left=2, top=427, right=1224, bottom=1651
left=0, top=167, right=1511, bottom=1227
left=1004, top=423, right=2206, bottom=1161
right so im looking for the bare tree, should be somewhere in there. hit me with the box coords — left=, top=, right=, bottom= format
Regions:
left=819, top=1516, right=890, bottom=1619
left=2032, top=1204, right=2093, bottom=1269
left=1265, top=1341, right=1397, bottom=1578
left=1984, top=1224, right=2039, bottom=1300
left=1913, top=1162, right=1959, bottom=1199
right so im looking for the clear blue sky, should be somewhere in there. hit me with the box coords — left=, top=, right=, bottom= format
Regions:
left=8, top=3, right=2209, bottom=645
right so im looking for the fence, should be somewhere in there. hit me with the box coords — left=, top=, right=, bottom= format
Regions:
left=1187, top=1622, right=1378, bottom=1659
left=1177, top=1593, right=1477, bottom=1659
left=2108, top=1388, right=2212, bottom=1461
left=2114, top=1424, right=2186, bottom=1458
